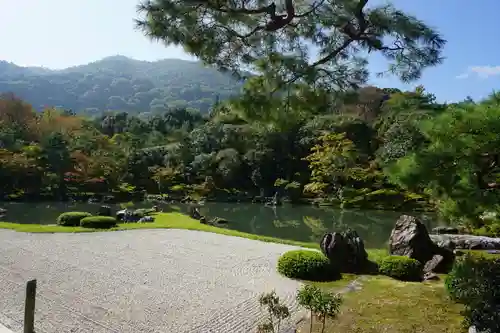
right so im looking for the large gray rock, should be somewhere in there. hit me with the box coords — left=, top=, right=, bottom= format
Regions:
left=389, top=215, right=455, bottom=274
left=389, top=215, right=437, bottom=263
left=423, top=254, right=446, bottom=274
left=138, top=216, right=154, bottom=223
left=430, top=234, right=500, bottom=250
left=116, top=209, right=141, bottom=222
left=320, top=229, right=369, bottom=273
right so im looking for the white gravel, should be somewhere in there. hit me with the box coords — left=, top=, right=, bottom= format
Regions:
left=0, top=229, right=305, bottom=333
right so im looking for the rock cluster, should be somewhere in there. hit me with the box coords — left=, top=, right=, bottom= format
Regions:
left=188, top=206, right=229, bottom=226
left=320, top=229, right=370, bottom=273
left=430, top=233, right=500, bottom=250
left=389, top=215, right=455, bottom=280
left=320, top=214, right=500, bottom=282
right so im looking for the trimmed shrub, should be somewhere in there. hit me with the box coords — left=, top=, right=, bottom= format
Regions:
left=277, top=250, right=340, bottom=281
left=445, top=253, right=500, bottom=332
left=378, top=255, right=423, bottom=281
left=57, top=212, right=92, bottom=226
left=80, top=216, right=118, bottom=229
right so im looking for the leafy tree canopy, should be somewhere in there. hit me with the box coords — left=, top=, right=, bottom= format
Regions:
left=137, top=0, right=446, bottom=91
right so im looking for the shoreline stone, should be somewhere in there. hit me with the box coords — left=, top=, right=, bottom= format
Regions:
left=389, top=215, right=455, bottom=277
left=320, top=230, right=370, bottom=273
left=430, top=233, right=500, bottom=250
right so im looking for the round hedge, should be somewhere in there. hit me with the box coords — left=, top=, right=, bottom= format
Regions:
left=277, top=250, right=340, bottom=281
left=80, top=216, right=118, bottom=229
left=445, top=253, right=500, bottom=331
left=379, top=255, right=423, bottom=281
left=57, top=212, right=93, bottom=226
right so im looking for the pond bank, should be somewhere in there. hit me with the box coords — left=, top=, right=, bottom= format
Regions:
left=0, top=212, right=389, bottom=261
left=0, top=190, right=432, bottom=212
left=0, top=201, right=436, bottom=248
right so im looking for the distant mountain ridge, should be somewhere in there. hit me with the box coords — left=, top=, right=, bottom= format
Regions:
left=0, top=56, right=243, bottom=114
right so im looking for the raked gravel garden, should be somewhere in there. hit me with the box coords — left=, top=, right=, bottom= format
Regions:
left=0, top=228, right=305, bottom=333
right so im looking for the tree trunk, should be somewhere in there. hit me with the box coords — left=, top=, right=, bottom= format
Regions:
left=309, top=310, right=313, bottom=333
left=320, top=317, right=326, bottom=333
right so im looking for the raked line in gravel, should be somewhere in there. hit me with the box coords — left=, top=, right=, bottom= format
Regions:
left=0, top=323, right=15, bottom=333
left=0, top=229, right=305, bottom=333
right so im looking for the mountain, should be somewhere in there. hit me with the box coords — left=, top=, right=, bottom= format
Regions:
left=0, top=56, right=243, bottom=114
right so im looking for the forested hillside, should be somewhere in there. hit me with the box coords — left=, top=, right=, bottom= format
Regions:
left=0, top=56, right=242, bottom=114
left=3, top=82, right=498, bottom=231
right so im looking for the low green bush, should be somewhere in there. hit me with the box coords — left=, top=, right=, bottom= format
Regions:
left=57, top=212, right=92, bottom=226
left=378, top=255, right=422, bottom=281
left=277, top=250, right=340, bottom=281
left=445, top=253, right=500, bottom=332
left=80, top=216, right=118, bottom=229
left=472, top=222, right=500, bottom=237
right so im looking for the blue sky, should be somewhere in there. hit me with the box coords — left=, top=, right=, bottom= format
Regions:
left=0, top=0, right=498, bottom=102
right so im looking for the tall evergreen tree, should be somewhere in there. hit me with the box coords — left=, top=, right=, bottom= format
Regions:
left=137, top=0, right=446, bottom=92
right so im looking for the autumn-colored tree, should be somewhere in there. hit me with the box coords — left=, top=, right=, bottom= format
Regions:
left=303, top=132, right=371, bottom=199
left=0, top=94, right=38, bottom=145
left=150, top=166, right=180, bottom=193
left=37, top=108, right=85, bottom=139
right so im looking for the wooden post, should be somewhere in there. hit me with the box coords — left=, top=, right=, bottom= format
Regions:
left=24, top=279, right=36, bottom=333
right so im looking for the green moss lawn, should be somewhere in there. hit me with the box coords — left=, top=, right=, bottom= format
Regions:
left=300, top=275, right=465, bottom=333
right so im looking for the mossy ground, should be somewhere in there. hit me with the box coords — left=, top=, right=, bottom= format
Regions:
left=299, top=275, right=465, bottom=333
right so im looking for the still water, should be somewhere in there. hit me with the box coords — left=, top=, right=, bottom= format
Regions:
left=0, top=202, right=437, bottom=248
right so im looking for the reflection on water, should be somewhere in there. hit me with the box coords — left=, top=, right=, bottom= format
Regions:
left=0, top=202, right=155, bottom=226
left=192, top=203, right=436, bottom=248
left=0, top=201, right=436, bottom=248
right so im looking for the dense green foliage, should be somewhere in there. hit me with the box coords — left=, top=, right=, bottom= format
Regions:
left=137, top=0, right=445, bottom=94
left=2, top=83, right=500, bottom=226
left=445, top=253, right=500, bottom=332
left=0, top=56, right=241, bottom=114
left=80, top=216, right=118, bottom=229
left=2, top=0, right=500, bottom=227
left=56, top=212, right=93, bottom=226
left=378, top=255, right=422, bottom=281
left=473, top=222, right=500, bottom=237
left=387, top=99, right=500, bottom=225
left=277, top=250, right=340, bottom=281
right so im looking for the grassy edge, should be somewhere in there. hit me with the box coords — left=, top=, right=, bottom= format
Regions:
left=0, top=212, right=387, bottom=259
left=299, top=275, right=465, bottom=333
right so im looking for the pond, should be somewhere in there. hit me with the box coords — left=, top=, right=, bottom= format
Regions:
left=0, top=202, right=438, bottom=248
